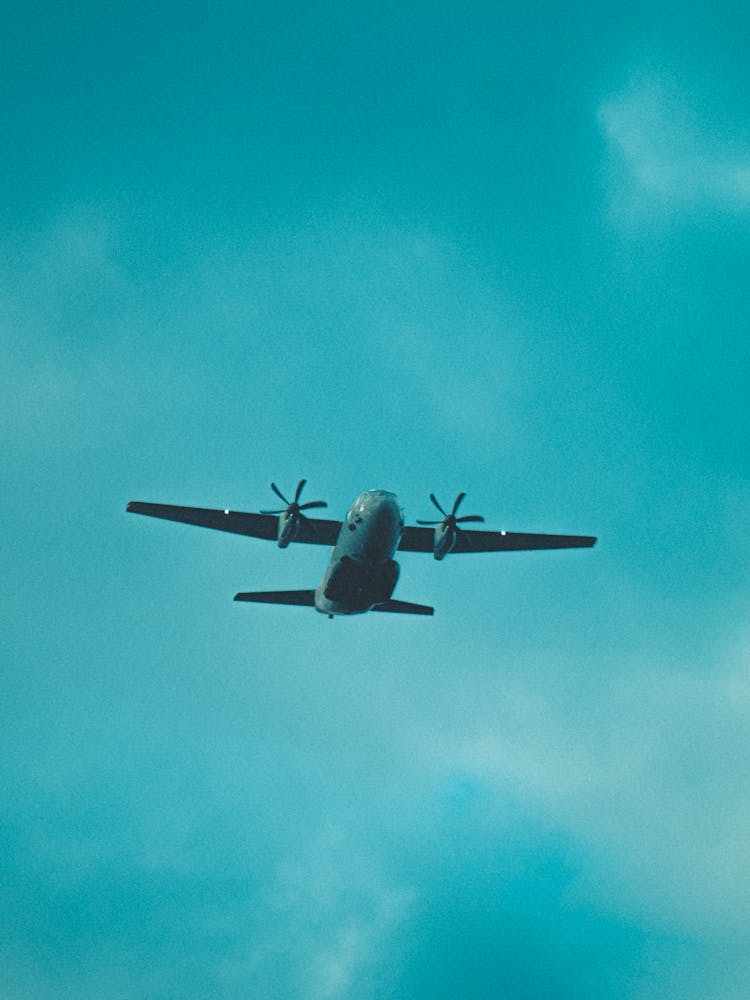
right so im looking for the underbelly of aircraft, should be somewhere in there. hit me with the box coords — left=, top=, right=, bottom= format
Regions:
left=315, top=556, right=400, bottom=615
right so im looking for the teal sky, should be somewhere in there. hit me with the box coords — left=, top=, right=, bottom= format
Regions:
left=3, top=3, right=749, bottom=997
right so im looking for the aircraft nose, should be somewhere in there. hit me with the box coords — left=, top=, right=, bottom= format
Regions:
left=369, top=494, right=402, bottom=530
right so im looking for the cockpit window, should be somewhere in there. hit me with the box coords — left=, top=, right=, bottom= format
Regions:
left=350, top=490, right=402, bottom=521
left=354, top=493, right=370, bottom=515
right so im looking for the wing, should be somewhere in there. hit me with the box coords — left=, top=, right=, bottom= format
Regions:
left=126, top=502, right=341, bottom=546
left=398, top=525, right=596, bottom=554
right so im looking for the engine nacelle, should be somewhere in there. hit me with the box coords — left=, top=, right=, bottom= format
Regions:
left=418, top=491, right=483, bottom=560
left=433, top=523, right=456, bottom=561
left=276, top=510, right=300, bottom=548
left=262, top=480, right=328, bottom=547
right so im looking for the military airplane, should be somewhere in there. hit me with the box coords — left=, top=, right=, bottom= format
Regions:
left=127, top=481, right=596, bottom=617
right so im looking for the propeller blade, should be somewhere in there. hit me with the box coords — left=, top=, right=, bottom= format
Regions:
left=271, top=482, right=290, bottom=505
left=429, top=493, right=447, bottom=516
left=266, top=480, right=327, bottom=518
left=417, top=519, right=442, bottom=525
left=451, top=492, right=467, bottom=516
left=456, top=514, right=484, bottom=524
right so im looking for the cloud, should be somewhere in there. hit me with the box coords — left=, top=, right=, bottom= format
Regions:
left=598, top=74, right=750, bottom=225
left=229, top=825, right=414, bottom=1000
left=1, top=209, right=527, bottom=478
left=0, top=210, right=199, bottom=460
left=5, top=200, right=749, bottom=998
left=406, top=622, right=750, bottom=954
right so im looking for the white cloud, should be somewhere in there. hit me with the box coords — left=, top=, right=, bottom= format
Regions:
left=598, top=74, right=750, bottom=225
left=408, top=628, right=750, bottom=947
left=222, top=824, right=415, bottom=1000
left=0, top=211, right=202, bottom=458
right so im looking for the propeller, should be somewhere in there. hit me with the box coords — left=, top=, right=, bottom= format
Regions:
left=417, top=492, right=485, bottom=530
left=261, top=479, right=328, bottom=517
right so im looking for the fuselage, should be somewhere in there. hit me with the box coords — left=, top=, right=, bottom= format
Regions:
left=314, top=490, right=404, bottom=616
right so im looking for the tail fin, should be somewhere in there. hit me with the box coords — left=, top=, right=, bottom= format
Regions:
left=234, top=589, right=315, bottom=606
left=372, top=599, right=434, bottom=616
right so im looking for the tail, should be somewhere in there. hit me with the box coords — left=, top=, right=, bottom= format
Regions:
left=372, top=599, right=433, bottom=615
left=233, top=591, right=434, bottom=616
left=234, top=590, right=315, bottom=606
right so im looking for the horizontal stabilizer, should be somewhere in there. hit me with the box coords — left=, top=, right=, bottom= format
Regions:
left=234, top=589, right=315, bottom=606
left=372, top=599, right=434, bottom=616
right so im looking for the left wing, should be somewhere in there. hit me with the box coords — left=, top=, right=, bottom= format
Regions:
left=126, top=502, right=341, bottom=546
left=398, top=525, right=596, bottom=554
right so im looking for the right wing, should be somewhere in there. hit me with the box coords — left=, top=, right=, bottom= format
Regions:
left=126, top=502, right=341, bottom=546
left=398, top=525, right=596, bottom=553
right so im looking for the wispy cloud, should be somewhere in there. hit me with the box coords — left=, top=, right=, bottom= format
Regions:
left=410, top=625, right=750, bottom=947
left=0, top=210, right=198, bottom=458
left=224, top=825, right=414, bottom=1000
left=598, top=74, right=750, bottom=226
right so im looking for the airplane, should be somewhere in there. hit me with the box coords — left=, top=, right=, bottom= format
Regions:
left=127, top=481, right=596, bottom=618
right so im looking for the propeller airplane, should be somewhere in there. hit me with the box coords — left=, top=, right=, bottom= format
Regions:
left=127, top=482, right=596, bottom=617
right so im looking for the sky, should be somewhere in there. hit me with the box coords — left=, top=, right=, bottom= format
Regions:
left=2, top=2, right=749, bottom=997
